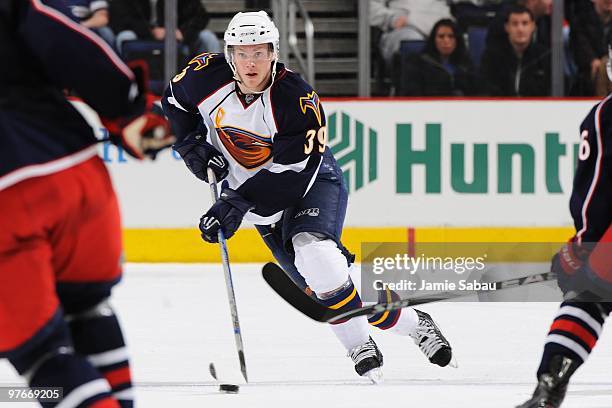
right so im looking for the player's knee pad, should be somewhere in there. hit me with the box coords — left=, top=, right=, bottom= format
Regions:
left=257, top=225, right=307, bottom=290
left=292, top=233, right=364, bottom=324
left=66, top=299, right=132, bottom=400
left=57, top=281, right=116, bottom=316
left=7, top=311, right=71, bottom=377
left=65, top=298, right=115, bottom=323
left=292, top=232, right=352, bottom=295
left=65, top=299, right=126, bottom=357
left=65, top=299, right=127, bottom=358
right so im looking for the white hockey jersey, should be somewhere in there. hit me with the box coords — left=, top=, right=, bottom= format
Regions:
left=163, top=53, right=327, bottom=225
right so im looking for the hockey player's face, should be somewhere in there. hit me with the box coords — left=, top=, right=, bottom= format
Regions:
left=233, top=44, right=273, bottom=92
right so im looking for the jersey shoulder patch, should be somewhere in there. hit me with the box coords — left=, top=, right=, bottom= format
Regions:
left=270, top=69, right=324, bottom=132
left=170, top=53, right=233, bottom=111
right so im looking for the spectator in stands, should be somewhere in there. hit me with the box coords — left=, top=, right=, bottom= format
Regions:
left=397, top=19, right=478, bottom=96
left=65, top=0, right=115, bottom=47
left=486, top=0, right=552, bottom=50
left=110, top=0, right=221, bottom=56
left=569, top=0, right=612, bottom=96
left=480, top=5, right=551, bottom=96
left=370, top=0, right=452, bottom=68
left=566, top=0, right=596, bottom=20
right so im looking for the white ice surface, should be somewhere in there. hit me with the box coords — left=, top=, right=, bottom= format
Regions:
left=1, top=263, right=611, bottom=407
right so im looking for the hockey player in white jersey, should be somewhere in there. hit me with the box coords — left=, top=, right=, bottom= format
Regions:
left=162, top=10, right=453, bottom=382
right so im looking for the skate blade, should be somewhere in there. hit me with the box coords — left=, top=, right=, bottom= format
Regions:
left=365, top=367, right=384, bottom=384
left=447, top=355, right=459, bottom=369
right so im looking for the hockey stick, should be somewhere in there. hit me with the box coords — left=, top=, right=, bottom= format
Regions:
left=207, top=168, right=248, bottom=383
left=262, top=262, right=556, bottom=324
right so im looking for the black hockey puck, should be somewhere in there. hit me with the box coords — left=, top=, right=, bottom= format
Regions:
left=219, top=384, right=239, bottom=394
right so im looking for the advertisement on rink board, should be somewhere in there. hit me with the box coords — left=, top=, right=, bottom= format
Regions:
left=72, top=99, right=595, bottom=229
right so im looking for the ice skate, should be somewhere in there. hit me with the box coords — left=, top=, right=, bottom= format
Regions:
left=516, top=355, right=580, bottom=408
left=348, top=336, right=383, bottom=384
left=410, top=309, right=455, bottom=367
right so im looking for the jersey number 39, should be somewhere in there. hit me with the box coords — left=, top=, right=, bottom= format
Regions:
left=304, top=126, right=327, bottom=154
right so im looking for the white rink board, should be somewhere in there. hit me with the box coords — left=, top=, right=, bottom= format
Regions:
left=323, top=99, right=594, bottom=227
left=1, top=263, right=611, bottom=407
left=74, top=99, right=596, bottom=228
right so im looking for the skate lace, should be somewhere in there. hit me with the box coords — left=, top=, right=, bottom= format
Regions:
left=413, top=323, right=446, bottom=359
left=347, top=339, right=378, bottom=363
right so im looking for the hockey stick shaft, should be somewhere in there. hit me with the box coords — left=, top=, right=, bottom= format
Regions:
left=262, top=262, right=556, bottom=323
left=328, top=271, right=556, bottom=323
left=207, top=168, right=248, bottom=382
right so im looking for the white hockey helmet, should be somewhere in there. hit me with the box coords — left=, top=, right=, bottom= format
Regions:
left=224, top=11, right=280, bottom=91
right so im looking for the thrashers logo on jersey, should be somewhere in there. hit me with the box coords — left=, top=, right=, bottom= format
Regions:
left=215, top=108, right=272, bottom=169
left=299, top=91, right=322, bottom=126
left=172, top=53, right=217, bottom=82
left=189, top=53, right=216, bottom=71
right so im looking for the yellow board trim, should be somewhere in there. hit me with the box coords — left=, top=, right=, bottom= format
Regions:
left=122, top=227, right=575, bottom=263
left=414, top=227, right=574, bottom=243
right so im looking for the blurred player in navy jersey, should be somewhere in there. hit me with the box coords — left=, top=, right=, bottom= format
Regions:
left=517, top=51, right=612, bottom=408
left=163, top=10, right=454, bottom=383
left=0, top=0, right=174, bottom=406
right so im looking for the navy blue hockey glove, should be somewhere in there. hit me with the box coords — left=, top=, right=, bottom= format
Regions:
left=199, top=187, right=253, bottom=243
left=173, top=132, right=229, bottom=183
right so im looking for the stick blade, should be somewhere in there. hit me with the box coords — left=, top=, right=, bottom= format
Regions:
left=238, top=350, right=248, bottom=383
left=262, top=262, right=331, bottom=322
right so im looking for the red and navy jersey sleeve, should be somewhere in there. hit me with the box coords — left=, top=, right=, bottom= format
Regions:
left=19, top=0, right=139, bottom=119
left=570, top=95, right=612, bottom=243
left=162, top=53, right=233, bottom=142
left=236, top=71, right=327, bottom=216
left=1, top=0, right=155, bottom=185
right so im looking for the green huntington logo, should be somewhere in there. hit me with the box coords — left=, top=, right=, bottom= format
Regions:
left=396, top=123, right=580, bottom=194
left=328, top=112, right=378, bottom=193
